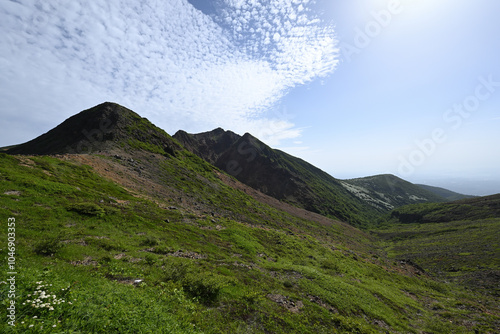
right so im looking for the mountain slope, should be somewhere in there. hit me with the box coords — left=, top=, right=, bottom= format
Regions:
left=373, top=194, right=500, bottom=298
left=1, top=103, right=499, bottom=333
left=416, top=183, right=476, bottom=201
left=341, top=174, right=447, bottom=211
left=175, top=129, right=378, bottom=227
left=389, top=193, right=500, bottom=224
left=6, top=102, right=181, bottom=156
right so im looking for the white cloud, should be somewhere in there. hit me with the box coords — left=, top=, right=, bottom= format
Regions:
left=0, top=0, right=338, bottom=146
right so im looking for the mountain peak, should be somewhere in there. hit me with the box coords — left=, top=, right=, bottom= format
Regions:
left=7, top=102, right=180, bottom=156
left=173, top=128, right=241, bottom=164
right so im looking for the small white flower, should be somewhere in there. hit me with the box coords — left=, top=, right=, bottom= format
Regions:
left=49, top=307, right=54, bottom=311
left=53, top=324, right=57, bottom=327
left=68, top=301, right=72, bottom=305
left=29, top=324, right=34, bottom=328
left=33, top=316, right=37, bottom=319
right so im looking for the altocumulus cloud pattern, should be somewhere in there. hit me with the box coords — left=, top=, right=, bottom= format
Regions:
left=0, top=0, right=338, bottom=143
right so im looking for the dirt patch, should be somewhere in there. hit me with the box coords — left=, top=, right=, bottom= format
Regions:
left=15, top=156, right=36, bottom=168
left=3, top=190, right=21, bottom=196
left=70, top=256, right=98, bottom=266
left=62, top=239, right=88, bottom=246
left=267, top=294, right=304, bottom=313
left=141, top=248, right=206, bottom=260
left=168, top=250, right=206, bottom=259
left=307, top=294, right=338, bottom=313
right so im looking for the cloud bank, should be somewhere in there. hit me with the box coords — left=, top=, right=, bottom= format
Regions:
left=0, top=0, right=338, bottom=145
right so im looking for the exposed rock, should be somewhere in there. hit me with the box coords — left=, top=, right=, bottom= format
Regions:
left=267, top=294, right=304, bottom=313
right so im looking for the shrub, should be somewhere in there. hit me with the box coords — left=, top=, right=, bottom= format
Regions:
left=182, top=272, right=228, bottom=305
left=163, top=259, right=192, bottom=282
left=140, top=235, right=159, bottom=247
left=33, top=236, right=62, bottom=256
left=144, top=253, right=157, bottom=266
left=67, top=203, right=105, bottom=217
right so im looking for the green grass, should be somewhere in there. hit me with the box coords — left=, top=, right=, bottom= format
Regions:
left=372, top=218, right=500, bottom=292
left=1, top=153, right=499, bottom=333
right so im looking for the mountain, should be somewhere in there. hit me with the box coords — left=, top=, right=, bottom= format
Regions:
left=340, top=174, right=447, bottom=211
left=2, top=102, right=499, bottom=333
left=6, top=102, right=181, bottom=156
left=174, top=129, right=451, bottom=226
left=175, top=128, right=380, bottom=227
left=416, top=183, right=476, bottom=201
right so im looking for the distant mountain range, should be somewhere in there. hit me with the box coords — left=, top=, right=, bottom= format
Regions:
left=415, top=184, right=476, bottom=201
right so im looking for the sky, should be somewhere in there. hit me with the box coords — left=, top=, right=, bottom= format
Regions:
left=1, top=0, right=499, bottom=195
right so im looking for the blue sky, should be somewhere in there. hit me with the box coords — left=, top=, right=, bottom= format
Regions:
left=1, top=0, right=499, bottom=195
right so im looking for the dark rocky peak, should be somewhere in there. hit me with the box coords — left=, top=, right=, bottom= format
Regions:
left=173, top=128, right=241, bottom=164
left=7, top=102, right=180, bottom=156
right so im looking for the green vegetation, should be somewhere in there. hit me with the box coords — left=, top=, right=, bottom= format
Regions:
left=373, top=219, right=499, bottom=292
left=373, top=199, right=500, bottom=299
left=1, top=152, right=498, bottom=333
left=387, top=195, right=500, bottom=224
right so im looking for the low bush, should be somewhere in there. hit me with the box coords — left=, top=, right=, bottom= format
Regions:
left=67, top=202, right=105, bottom=217
left=182, top=272, right=228, bottom=305
left=33, top=235, right=62, bottom=256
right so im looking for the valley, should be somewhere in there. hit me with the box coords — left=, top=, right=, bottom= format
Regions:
left=0, top=103, right=498, bottom=333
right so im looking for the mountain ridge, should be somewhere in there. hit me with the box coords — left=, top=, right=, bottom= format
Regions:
left=174, top=128, right=454, bottom=226
left=175, top=128, right=379, bottom=227
left=416, top=183, right=477, bottom=201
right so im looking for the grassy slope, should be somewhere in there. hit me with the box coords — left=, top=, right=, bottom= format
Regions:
left=373, top=219, right=499, bottom=291
left=371, top=200, right=500, bottom=332
left=388, top=194, right=500, bottom=225
left=1, top=152, right=499, bottom=333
